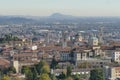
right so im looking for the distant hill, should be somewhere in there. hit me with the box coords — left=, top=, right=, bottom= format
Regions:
left=49, top=13, right=77, bottom=19
left=0, top=13, right=120, bottom=24
left=0, top=16, right=34, bottom=24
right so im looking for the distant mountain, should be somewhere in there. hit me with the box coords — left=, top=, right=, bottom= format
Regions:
left=49, top=13, right=77, bottom=19
left=0, top=13, right=78, bottom=21
left=0, top=16, right=34, bottom=24
left=50, top=13, right=66, bottom=17
left=0, top=13, right=120, bottom=24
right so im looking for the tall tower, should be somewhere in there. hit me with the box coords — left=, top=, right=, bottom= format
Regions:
left=45, top=32, right=50, bottom=45
left=48, top=32, right=50, bottom=44
left=78, top=33, right=83, bottom=41
left=89, top=35, right=99, bottom=46
left=99, top=27, right=104, bottom=45
left=12, top=60, right=19, bottom=73
left=62, top=31, right=67, bottom=48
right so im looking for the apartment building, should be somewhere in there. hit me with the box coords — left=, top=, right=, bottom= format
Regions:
left=112, top=50, right=120, bottom=62
left=104, top=66, right=120, bottom=80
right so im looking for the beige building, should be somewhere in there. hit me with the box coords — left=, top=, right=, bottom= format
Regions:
left=12, top=60, right=19, bottom=73
left=73, top=51, right=87, bottom=61
left=110, top=67, right=120, bottom=80
left=104, top=66, right=120, bottom=80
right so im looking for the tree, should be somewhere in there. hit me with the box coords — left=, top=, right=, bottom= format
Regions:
left=78, top=61, right=90, bottom=68
left=32, top=67, right=38, bottom=80
left=21, top=66, right=33, bottom=80
left=41, top=65, right=50, bottom=74
left=50, top=74, right=56, bottom=80
left=90, top=68, right=105, bottom=80
left=13, top=36, right=19, bottom=41
left=39, top=73, right=51, bottom=80
left=66, top=76, right=73, bottom=80
left=36, top=60, right=50, bottom=75
left=8, top=66, right=16, bottom=74
left=4, top=34, right=12, bottom=41
left=1, top=75, right=9, bottom=80
left=21, top=66, right=30, bottom=74
left=73, top=74, right=83, bottom=80
left=36, top=60, right=46, bottom=74
left=50, top=56, right=58, bottom=69
left=67, top=66, right=72, bottom=77
left=26, top=70, right=33, bottom=80
left=14, top=77, right=21, bottom=80
left=58, top=72, right=66, bottom=80
left=0, top=70, right=3, bottom=80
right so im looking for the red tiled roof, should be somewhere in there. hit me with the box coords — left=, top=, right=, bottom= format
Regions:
left=0, top=58, right=10, bottom=68
left=115, top=67, right=120, bottom=70
left=13, top=53, right=37, bottom=57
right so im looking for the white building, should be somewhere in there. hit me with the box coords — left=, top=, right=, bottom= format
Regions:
left=53, top=69, right=90, bottom=76
left=29, top=45, right=38, bottom=50
left=112, top=50, right=120, bottom=62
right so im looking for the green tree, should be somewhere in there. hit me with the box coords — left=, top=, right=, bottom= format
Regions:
left=78, top=61, right=90, bottom=68
left=36, top=60, right=50, bottom=75
left=39, top=73, right=51, bottom=80
left=5, top=34, right=12, bottom=41
left=0, top=70, right=3, bottom=80
left=74, top=74, right=83, bottom=80
left=90, top=68, right=105, bottom=80
left=13, top=36, right=19, bottom=41
left=58, top=72, right=66, bottom=80
left=1, top=75, right=9, bottom=80
left=36, top=60, right=46, bottom=74
left=50, top=74, right=56, bottom=80
left=21, top=66, right=30, bottom=74
left=67, top=66, right=72, bottom=77
left=8, top=66, right=16, bottom=74
left=21, top=66, right=33, bottom=80
left=26, top=70, right=33, bottom=80
left=50, top=56, right=58, bottom=69
left=14, top=77, right=21, bottom=80
left=41, top=65, right=50, bottom=74
left=66, top=76, right=73, bottom=80
left=32, top=67, right=38, bottom=80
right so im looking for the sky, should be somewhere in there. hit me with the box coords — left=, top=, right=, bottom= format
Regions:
left=0, top=0, right=120, bottom=16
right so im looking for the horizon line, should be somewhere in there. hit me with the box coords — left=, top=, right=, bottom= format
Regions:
left=0, top=13, right=120, bottom=18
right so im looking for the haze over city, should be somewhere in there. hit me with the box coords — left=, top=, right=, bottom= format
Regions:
left=1, top=0, right=120, bottom=80
left=0, top=0, right=120, bottom=16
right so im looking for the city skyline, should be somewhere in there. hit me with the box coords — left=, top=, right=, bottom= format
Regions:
left=0, top=0, right=120, bottom=16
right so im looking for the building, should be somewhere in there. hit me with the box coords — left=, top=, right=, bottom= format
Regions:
left=89, top=36, right=99, bottom=46
left=12, top=60, right=19, bottom=73
left=112, top=50, right=120, bottom=62
left=60, top=49, right=71, bottom=61
left=104, top=66, right=120, bottom=80
left=73, top=50, right=88, bottom=61
left=53, top=69, right=90, bottom=76
left=75, top=33, right=83, bottom=42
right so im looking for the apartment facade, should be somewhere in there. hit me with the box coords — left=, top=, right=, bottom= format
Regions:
left=112, top=50, right=120, bottom=62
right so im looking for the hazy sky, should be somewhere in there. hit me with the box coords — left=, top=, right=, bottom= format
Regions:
left=0, top=0, right=120, bottom=16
